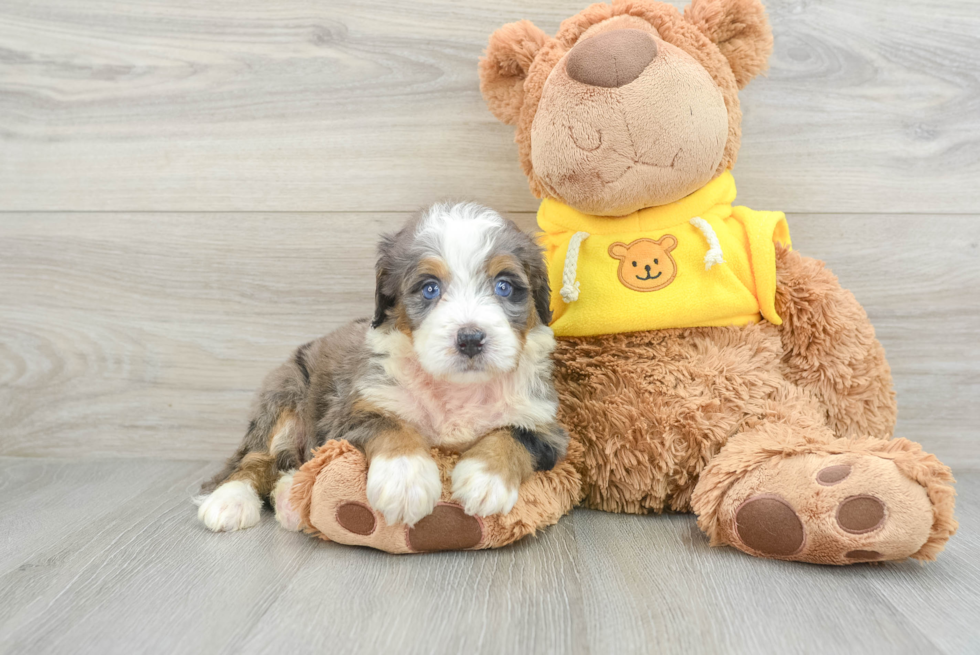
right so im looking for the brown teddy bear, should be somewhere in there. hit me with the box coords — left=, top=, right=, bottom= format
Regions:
left=290, top=0, right=957, bottom=563
left=475, top=0, right=957, bottom=564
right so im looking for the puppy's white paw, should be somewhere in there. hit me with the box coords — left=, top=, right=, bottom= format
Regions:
left=272, top=471, right=302, bottom=532
left=197, top=481, right=262, bottom=532
left=451, top=459, right=519, bottom=517
left=366, top=455, right=441, bottom=527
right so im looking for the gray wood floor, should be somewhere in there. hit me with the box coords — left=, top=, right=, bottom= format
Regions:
left=1, top=0, right=979, bottom=653
left=0, top=458, right=977, bottom=655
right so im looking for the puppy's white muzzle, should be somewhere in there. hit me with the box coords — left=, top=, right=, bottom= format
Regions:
left=414, top=287, right=520, bottom=383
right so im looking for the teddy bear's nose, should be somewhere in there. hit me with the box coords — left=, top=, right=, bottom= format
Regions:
left=566, top=29, right=658, bottom=88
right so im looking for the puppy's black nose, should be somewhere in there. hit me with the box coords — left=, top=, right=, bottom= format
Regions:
left=456, top=328, right=486, bottom=358
left=645, top=264, right=651, bottom=272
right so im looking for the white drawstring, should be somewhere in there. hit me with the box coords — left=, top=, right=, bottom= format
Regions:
left=560, top=231, right=590, bottom=303
left=689, top=217, right=725, bottom=270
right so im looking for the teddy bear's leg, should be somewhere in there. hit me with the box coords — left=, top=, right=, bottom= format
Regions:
left=287, top=441, right=581, bottom=553
left=774, top=246, right=897, bottom=439
left=691, top=421, right=957, bottom=564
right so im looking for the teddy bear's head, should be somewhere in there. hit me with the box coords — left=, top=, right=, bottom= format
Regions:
left=479, top=0, right=772, bottom=216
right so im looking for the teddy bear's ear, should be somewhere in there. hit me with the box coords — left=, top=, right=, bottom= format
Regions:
left=479, top=20, right=549, bottom=125
left=684, top=0, right=773, bottom=89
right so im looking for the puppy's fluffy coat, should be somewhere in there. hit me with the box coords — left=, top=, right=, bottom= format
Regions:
left=198, top=202, right=568, bottom=532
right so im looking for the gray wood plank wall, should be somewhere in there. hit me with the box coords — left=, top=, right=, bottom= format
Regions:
left=1, top=0, right=978, bottom=468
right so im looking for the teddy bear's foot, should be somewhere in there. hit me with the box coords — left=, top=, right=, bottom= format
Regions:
left=286, top=443, right=487, bottom=553
left=286, top=440, right=581, bottom=554
left=331, top=500, right=485, bottom=552
left=726, top=455, right=931, bottom=563
left=693, top=435, right=956, bottom=564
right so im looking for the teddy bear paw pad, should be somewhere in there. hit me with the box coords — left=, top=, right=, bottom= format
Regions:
left=719, top=452, right=935, bottom=564
left=816, top=464, right=851, bottom=485
left=408, top=504, right=483, bottom=552
left=323, top=501, right=482, bottom=553
left=734, top=495, right=805, bottom=557
left=335, top=502, right=376, bottom=535
left=836, top=495, right=885, bottom=534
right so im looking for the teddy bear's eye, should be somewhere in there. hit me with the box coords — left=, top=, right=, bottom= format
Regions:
left=632, top=261, right=637, bottom=267
left=654, top=259, right=659, bottom=265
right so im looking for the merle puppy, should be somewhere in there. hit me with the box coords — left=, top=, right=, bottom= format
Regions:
left=197, top=202, right=568, bottom=532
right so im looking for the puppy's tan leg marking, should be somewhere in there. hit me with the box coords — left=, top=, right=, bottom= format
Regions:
left=223, top=409, right=297, bottom=500
left=268, top=409, right=298, bottom=463
left=199, top=453, right=276, bottom=533
left=227, top=452, right=278, bottom=498
left=462, top=429, right=535, bottom=488
left=363, top=419, right=442, bottom=527
left=363, top=425, right=429, bottom=461
left=452, top=429, right=534, bottom=517
left=198, top=410, right=297, bottom=533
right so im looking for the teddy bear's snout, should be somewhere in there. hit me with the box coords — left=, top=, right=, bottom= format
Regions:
left=566, top=28, right=658, bottom=88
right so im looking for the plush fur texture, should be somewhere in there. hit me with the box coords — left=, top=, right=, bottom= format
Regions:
left=480, top=0, right=956, bottom=563
left=684, top=0, right=773, bottom=89
left=549, top=244, right=956, bottom=561
left=773, top=247, right=897, bottom=439
left=480, top=20, right=549, bottom=126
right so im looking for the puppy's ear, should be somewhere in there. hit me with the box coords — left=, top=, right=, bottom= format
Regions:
left=371, top=233, right=398, bottom=329
left=520, top=238, right=553, bottom=326
left=531, top=266, right=553, bottom=326
left=479, top=20, right=549, bottom=125
left=684, top=0, right=773, bottom=89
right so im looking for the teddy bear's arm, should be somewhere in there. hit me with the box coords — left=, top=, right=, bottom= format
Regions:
left=773, top=246, right=896, bottom=440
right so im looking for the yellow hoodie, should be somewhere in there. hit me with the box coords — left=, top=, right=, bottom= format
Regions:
left=537, top=171, right=791, bottom=338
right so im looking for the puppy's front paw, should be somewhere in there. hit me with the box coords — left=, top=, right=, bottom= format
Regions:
left=366, top=454, right=441, bottom=527
left=451, top=459, right=519, bottom=517
left=197, top=481, right=262, bottom=532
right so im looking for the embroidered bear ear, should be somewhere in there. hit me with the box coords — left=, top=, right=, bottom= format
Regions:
left=479, top=20, right=549, bottom=125
left=657, top=234, right=678, bottom=252
left=608, top=243, right=629, bottom=260
left=684, top=0, right=773, bottom=89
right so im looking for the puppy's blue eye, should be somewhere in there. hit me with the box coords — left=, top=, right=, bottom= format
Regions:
left=422, top=282, right=440, bottom=300
left=494, top=280, right=513, bottom=298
